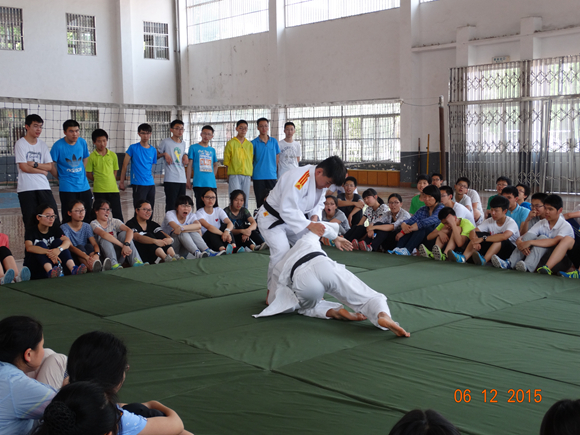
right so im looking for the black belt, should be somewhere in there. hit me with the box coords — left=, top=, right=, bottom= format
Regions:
left=290, top=251, right=327, bottom=281
left=263, top=200, right=286, bottom=229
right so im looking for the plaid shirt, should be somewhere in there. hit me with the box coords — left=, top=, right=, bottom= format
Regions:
left=403, top=203, right=445, bottom=229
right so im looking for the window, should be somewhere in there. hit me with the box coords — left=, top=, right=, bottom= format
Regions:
left=0, top=7, right=23, bottom=51
left=71, top=109, right=99, bottom=150
left=186, top=0, right=269, bottom=45
left=0, top=108, right=26, bottom=155
left=285, top=0, right=399, bottom=28
left=420, top=0, right=438, bottom=3
left=286, top=101, right=401, bottom=163
left=66, top=13, right=96, bottom=55
left=146, top=111, right=171, bottom=147
left=144, top=22, right=169, bottom=60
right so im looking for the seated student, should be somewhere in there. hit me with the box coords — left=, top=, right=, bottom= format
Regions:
left=409, top=174, right=430, bottom=215
left=439, top=186, right=475, bottom=226
left=67, top=331, right=192, bottom=435
left=161, top=195, right=221, bottom=258
left=224, top=190, right=266, bottom=252
left=431, top=172, right=443, bottom=188
left=388, top=409, right=461, bottom=435
left=321, top=196, right=350, bottom=235
left=501, top=185, right=530, bottom=227
left=90, top=199, right=146, bottom=270
left=374, top=193, right=412, bottom=252
left=454, top=177, right=483, bottom=225
left=516, top=183, right=532, bottom=210
left=390, top=185, right=444, bottom=256
left=336, top=176, right=364, bottom=226
left=32, top=381, right=119, bottom=435
left=24, top=204, right=85, bottom=279
left=344, top=188, right=389, bottom=251
left=196, top=187, right=235, bottom=254
left=563, top=204, right=580, bottom=231
left=0, top=316, right=64, bottom=435
left=325, top=172, right=358, bottom=197
left=419, top=207, right=475, bottom=261
left=450, top=195, right=519, bottom=265
left=492, top=194, right=574, bottom=274
left=126, top=200, right=179, bottom=263
left=520, top=192, right=548, bottom=236
left=0, top=229, right=30, bottom=284
left=61, top=200, right=108, bottom=273
left=540, top=398, right=580, bottom=435
left=486, top=176, right=511, bottom=216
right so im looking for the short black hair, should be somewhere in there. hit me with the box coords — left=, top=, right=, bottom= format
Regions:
left=388, top=193, right=402, bottom=203
left=422, top=185, right=441, bottom=203
left=501, top=186, right=519, bottom=198
left=439, top=186, right=453, bottom=197
left=531, top=192, right=548, bottom=203
left=344, top=176, right=357, bottom=187
left=229, top=189, right=246, bottom=204
left=455, top=177, right=470, bottom=187
left=91, top=128, right=108, bottom=143
left=490, top=195, right=510, bottom=211
left=200, top=187, right=218, bottom=207
left=431, top=172, right=443, bottom=180
left=516, top=183, right=531, bottom=200
left=543, top=194, right=564, bottom=211
left=256, top=117, right=269, bottom=126
left=540, top=399, right=580, bottom=435
left=0, top=316, right=43, bottom=365
left=362, top=188, right=384, bottom=205
left=417, top=174, right=431, bottom=183
left=25, top=114, right=43, bottom=126
left=236, top=119, right=248, bottom=127
left=388, top=409, right=461, bottom=435
left=170, top=119, right=184, bottom=128
left=138, top=123, right=152, bottom=133
left=175, top=195, right=194, bottom=209
left=284, top=121, right=295, bottom=129
left=497, top=176, right=512, bottom=185
left=135, top=199, right=151, bottom=210
left=316, top=156, right=347, bottom=187
left=63, top=119, right=80, bottom=131
left=438, top=206, right=456, bottom=221
left=202, top=125, right=214, bottom=133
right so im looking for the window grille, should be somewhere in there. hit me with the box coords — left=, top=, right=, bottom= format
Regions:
left=146, top=111, right=172, bottom=147
left=0, top=7, right=23, bottom=50
left=71, top=109, right=99, bottom=151
left=66, top=13, right=96, bottom=56
left=144, top=21, right=169, bottom=60
left=285, top=0, right=399, bottom=28
left=186, top=0, right=269, bottom=45
left=0, top=108, right=26, bottom=155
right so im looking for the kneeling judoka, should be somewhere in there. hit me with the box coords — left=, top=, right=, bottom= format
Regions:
left=254, top=222, right=410, bottom=337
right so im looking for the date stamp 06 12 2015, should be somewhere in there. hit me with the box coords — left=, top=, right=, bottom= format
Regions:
left=454, top=389, right=543, bottom=403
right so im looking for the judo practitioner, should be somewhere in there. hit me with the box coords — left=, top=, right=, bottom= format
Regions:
left=254, top=222, right=410, bottom=337
left=258, top=156, right=350, bottom=303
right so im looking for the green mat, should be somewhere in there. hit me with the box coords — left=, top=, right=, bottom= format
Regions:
left=2, top=251, right=578, bottom=434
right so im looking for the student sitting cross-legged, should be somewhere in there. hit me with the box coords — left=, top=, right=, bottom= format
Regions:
left=501, top=185, right=530, bottom=228
left=449, top=195, right=519, bottom=265
left=195, top=187, right=236, bottom=254
left=491, top=194, right=575, bottom=274
left=520, top=192, right=548, bottom=237
left=419, top=207, right=475, bottom=261
left=389, top=185, right=444, bottom=256
left=224, top=189, right=266, bottom=252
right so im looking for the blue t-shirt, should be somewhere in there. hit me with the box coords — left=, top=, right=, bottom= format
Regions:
left=521, top=201, right=532, bottom=210
left=61, top=222, right=94, bottom=247
left=50, top=137, right=90, bottom=192
left=506, top=204, right=530, bottom=228
left=119, top=406, right=148, bottom=435
left=251, top=136, right=280, bottom=180
left=126, top=143, right=157, bottom=186
left=188, top=143, right=217, bottom=188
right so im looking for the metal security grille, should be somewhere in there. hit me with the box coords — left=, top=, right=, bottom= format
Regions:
left=70, top=109, right=99, bottom=151
left=0, top=108, right=26, bottom=155
left=449, top=55, right=580, bottom=194
left=146, top=110, right=172, bottom=148
left=189, top=108, right=271, bottom=159
left=285, top=0, right=399, bottom=28
left=186, top=0, right=269, bottom=45
left=286, top=101, right=401, bottom=163
left=66, top=13, right=96, bottom=56
left=0, top=7, right=23, bottom=50
left=144, top=21, right=169, bottom=60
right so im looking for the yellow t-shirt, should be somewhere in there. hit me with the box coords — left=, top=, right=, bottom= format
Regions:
left=436, top=218, right=475, bottom=237
left=86, top=149, right=119, bottom=193
left=223, top=137, right=253, bottom=176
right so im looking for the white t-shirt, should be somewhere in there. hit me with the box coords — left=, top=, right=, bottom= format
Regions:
left=14, top=137, right=53, bottom=192
left=457, top=194, right=473, bottom=211
left=157, top=137, right=186, bottom=183
left=477, top=216, right=520, bottom=245
left=528, top=215, right=574, bottom=239
left=453, top=202, right=475, bottom=227
left=195, top=207, right=228, bottom=234
left=328, top=184, right=359, bottom=195
left=278, top=139, right=301, bottom=178
left=467, top=189, right=484, bottom=225
left=573, top=204, right=580, bottom=225
left=161, top=210, right=198, bottom=235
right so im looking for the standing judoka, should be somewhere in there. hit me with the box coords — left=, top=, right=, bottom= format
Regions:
left=258, top=156, right=350, bottom=303
left=254, top=222, right=410, bottom=337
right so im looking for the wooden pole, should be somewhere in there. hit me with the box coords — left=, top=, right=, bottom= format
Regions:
left=427, top=134, right=430, bottom=175
left=417, top=138, right=421, bottom=176
left=439, top=95, right=446, bottom=181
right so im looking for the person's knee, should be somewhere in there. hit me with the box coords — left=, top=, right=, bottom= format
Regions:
left=35, top=241, right=48, bottom=249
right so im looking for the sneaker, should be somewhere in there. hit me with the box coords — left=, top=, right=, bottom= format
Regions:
left=491, top=255, right=510, bottom=270
left=111, top=263, right=123, bottom=270
left=418, top=244, right=433, bottom=259
left=432, top=245, right=446, bottom=261
left=450, top=250, right=466, bottom=263
left=237, top=247, right=246, bottom=253
left=1, top=269, right=15, bottom=285
left=71, top=264, right=88, bottom=275
left=204, top=249, right=219, bottom=257
left=164, top=255, right=173, bottom=263
left=19, top=267, right=31, bottom=282
left=559, top=269, right=579, bottom=278
left=515, top=260, right=527, bottom=272
left=359, top=241, right=370, bottom=251
left=393, top=247, right=411, bottom=256
left=258, top=242, right=269, bottom=251
left=473, top=251, right=487, bottom=266
left=387, top=248, right=401, bottom=255
left=47, top=265, right=61, bottom=278
left=133, top=259, right=147, bottom=267
left=225, top=244, right=234, bottom=255
left=92, top=259, right=102, bottom=273
left=102, top=258, right=112, bottom=271
left=536, top=265, right=552, bottom=275
left=352, top=239, right=359, bottom=250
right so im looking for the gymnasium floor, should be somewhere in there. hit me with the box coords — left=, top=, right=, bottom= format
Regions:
left=1, top=181, right=579, bottom=434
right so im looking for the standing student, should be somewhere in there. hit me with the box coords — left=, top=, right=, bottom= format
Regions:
left=277, top=121, right=301, bottom=178
left=186, top=125, right=219, bottom=210
left=119, top=123, right=157, bottom=213
left=50, top=120, right=92, bottom=223
left=15, top=114, right=60, bottom=226
left=252, top=118, right=280, bottom=209
left=158, top=120, right=189, bottom=213
left=86, top=129, right=124, bottom=221
left=223, top=120, right=253, bottom=209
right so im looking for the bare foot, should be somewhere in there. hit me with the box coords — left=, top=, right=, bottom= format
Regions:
left=326, top=308, right=367, bottom=321
left=378, top=312, right=410, bottom=337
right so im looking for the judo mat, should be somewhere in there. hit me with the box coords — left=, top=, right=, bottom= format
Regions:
left=2, top=247, right=579, bottom=435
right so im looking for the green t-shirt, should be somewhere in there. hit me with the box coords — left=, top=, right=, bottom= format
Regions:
left=436, top=218, right=475, bottom=237
left=86, top=149, right=119, bottom=193
left=486, top=194, right=497, bottom=210
left=409, top=194, right=425, bottom=215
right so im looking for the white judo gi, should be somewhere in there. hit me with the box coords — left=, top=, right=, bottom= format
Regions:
left=258, top=164, right=326, bottom=300
left=254, top=223, right=395, bottom=331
